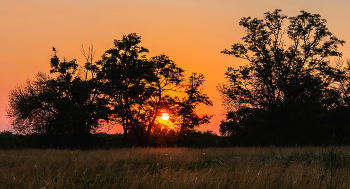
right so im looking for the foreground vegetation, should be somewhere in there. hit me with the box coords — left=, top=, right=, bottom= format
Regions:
left=0, top=147, right=350, bottom=188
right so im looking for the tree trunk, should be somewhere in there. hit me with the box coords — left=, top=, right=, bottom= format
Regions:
left=123, top=127, right=128, bottom=146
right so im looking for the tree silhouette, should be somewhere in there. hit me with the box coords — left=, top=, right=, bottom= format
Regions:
left=219, top=9, right=345, bottom=145
left=95, top=33, right=185, bottom=146
left=173, top=73, right=213, bottom=135
left=7, top=33, right=213, bottom=147
left=7, top=73, right=53, bottom=134
left=7, top=52, right=110, bottom=148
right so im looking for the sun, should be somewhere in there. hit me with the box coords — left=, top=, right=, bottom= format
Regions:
left=162, top=113, right=169, bottom=121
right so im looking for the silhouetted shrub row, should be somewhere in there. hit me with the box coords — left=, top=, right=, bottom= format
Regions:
left=0, top=131, right=229, bottom=149
left=223, top=106, right=350, bottom=146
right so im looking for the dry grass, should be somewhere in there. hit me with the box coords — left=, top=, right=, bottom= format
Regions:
left=0, top=147, right=349, bottom=188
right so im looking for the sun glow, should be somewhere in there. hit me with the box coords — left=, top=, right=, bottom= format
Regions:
left=156, top=113, right=177, bottom=130
left=162, top=113, right=169, bottom=121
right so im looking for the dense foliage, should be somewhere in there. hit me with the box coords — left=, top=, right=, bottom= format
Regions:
left=6, top=33, right=212, bottom=148
left=219, top=9, right=350, bottom=145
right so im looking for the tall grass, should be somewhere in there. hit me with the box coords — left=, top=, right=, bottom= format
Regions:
left=0, top=147, right=349, bottom=188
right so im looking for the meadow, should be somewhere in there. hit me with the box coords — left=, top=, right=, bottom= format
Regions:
left=0, top=147, right=349, bottom=189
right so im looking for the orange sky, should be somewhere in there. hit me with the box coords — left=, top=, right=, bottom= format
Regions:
left=1, top=0, right=350, bottom=134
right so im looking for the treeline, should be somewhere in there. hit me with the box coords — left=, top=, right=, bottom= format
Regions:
left=0, top=131, right=228, bottom=149
left=6, top=9, right=350, bottom=148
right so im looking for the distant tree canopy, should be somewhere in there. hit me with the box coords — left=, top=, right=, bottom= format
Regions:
left=7, top=33, right=213, bottom=147
left=219, top=9, right=350, bottom=145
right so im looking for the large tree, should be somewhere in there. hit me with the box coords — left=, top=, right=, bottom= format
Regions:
left=96, top=33, right=214, bottom=146
left=96, top=33, right=185, bottom=146
left=219, top=9, right=345, bottom=145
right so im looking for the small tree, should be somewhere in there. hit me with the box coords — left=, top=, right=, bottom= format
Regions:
left=174, top=73, right=213, bottom=135
left=7, top=73, right=53, bottom=134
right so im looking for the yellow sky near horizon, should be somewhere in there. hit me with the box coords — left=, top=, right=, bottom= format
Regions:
left=1, top=0, right=350, bottom=134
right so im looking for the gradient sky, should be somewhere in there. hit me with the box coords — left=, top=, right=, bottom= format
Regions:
left=2, top=0, right=350, bottom=134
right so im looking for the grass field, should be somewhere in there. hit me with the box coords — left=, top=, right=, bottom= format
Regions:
left=0, top=147, right=350, bottom=188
